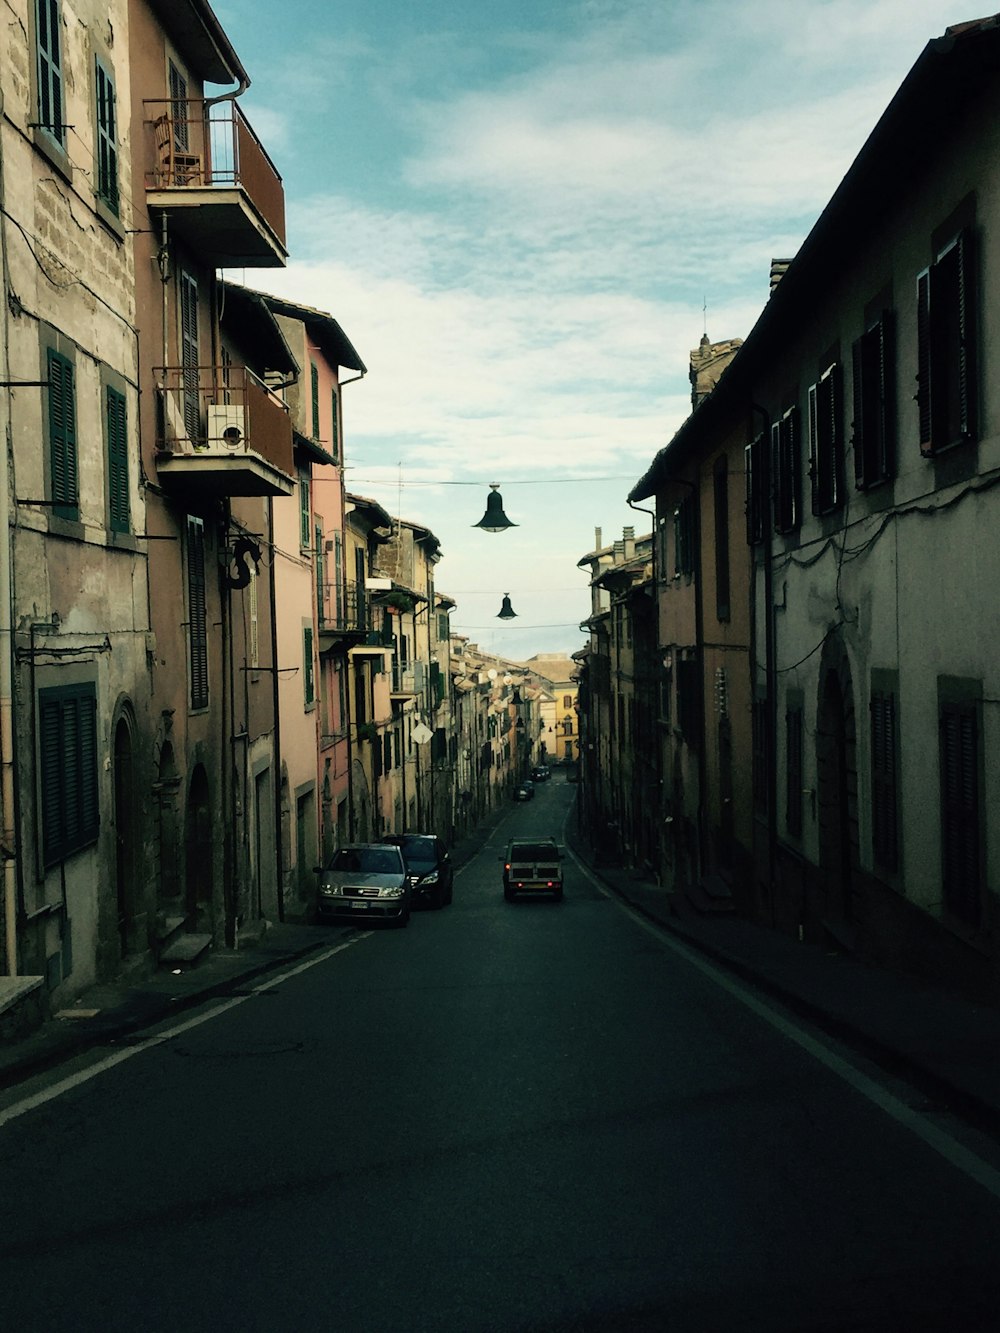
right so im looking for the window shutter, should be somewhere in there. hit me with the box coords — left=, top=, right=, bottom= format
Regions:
left=36, top=0, right=64, bottom=144
left=39, top=684, right=99, bottom=866
left=807, top=383, right=820, bottom=516
left=106, top=386, right=129, bottom=533
left=955, top=229, right=974, bottom=442
left=745, top=435, right=763, bottom=545
left=330, top=390, right=340, bottom=462
left=311, top=362, right=320, bottom=440
left=303, top=626, right=314, bottom=705
left=95, top=59, right=119, bottom=214
left=47, top=349, right=78, bottom=518
left=180, top=273, right=200, bottom=440
left=299, top=467, right=311, bottom=548
left=870, top=690, right=898, bottom=872
left=851, top=336, right=865, bottom=488
left=315, top=522, right=324, bottom=623
left=916, top=266, right=937, bottom=450
left=187, top=517, right=209, bottom=709
left=169, top=62, right=189, bottom=149
left=940, top=702, right=980, bottom=926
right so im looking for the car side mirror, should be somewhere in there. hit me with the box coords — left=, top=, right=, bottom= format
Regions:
left=313, top=865, right=323, bottom=874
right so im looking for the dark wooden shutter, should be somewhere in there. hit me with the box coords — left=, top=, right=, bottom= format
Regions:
left=955, top=230, right=974, bottom=443
left=810, top=366, right=842, bottom=515
left=311, top=362, right=320, bottom=440
left=40, top=684, right=99, bottom=867
left=106, top=386, right=129, bottom=532
left=917, top=269, right=933, bottom=452
left=36, top=0, right=64, bottom=144
left=853, top=315, right=894, bottom=488
left=180, top=273, right=200, bottom=440
left=47, top=349, right=78, bottom=518
left=169, top=61, right=189, bottom=150
left=299, top=468, right=311, bottom=548
left=330, top=390, right=340, bottom=462
left=187, top=517, right=209, bottom=709
left=870, top=689, right=898, bottom=872
left=95, top=59, right=119, bottom=213
left=940, top=702, right=980, bottom=926
left=315, top=522, right=325, bottom=623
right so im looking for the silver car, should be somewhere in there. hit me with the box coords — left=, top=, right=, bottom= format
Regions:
left=315, top=843, right=410, bottom=926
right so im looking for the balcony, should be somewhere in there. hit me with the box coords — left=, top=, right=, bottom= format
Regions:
left=319, top=581, right=373, bottom=653
left=391, top=660, right=426, bottom=700
left=144, top=100, right=287, bottom=268
left=153, top=365, right=294, bottom=497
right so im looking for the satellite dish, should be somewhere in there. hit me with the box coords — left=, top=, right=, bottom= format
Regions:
left=488, top=669, right=497, bottom=679
left=503, top=674, right=512, bottom=685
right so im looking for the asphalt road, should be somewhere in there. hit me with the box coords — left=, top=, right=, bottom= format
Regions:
left=3, top=775, right=1000, bottom=1331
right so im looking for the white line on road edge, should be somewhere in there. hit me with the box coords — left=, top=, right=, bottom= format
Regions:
left=567, top=842, right=1000, bottom=1204
left=0, top=934, right=372, bottom=1132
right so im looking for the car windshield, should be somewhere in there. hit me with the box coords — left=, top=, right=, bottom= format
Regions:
left=329, top=848, right=400, bottom=874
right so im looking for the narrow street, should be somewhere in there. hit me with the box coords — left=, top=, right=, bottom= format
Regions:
left=3, top=776, right=1000, bottom=1332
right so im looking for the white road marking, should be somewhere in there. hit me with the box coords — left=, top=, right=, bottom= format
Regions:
left=565, top=840, right=1000, bottom=1203
left=0, top=934, right=371, bottom=1131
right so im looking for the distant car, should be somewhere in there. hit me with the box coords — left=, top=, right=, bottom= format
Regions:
left=530, top=765, right=550, bottom=782
left=315, top=843, right=409, bottom=926
left=382, top=833, right=453, bottom=909
left=501, top=837, right=563, bottom=902
left=514, top=780, right=535, bottom=801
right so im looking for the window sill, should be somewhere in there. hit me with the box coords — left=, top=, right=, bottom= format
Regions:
left=108, top=530, right=140, bottom=553
left=32, top=128, right=73, bottom=184
left=95, top=197, right=126, bottom=244
left=47, top=514, right=85, bottom=542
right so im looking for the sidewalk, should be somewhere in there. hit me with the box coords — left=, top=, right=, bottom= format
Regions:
left=567, top=821, right=1000, bottom=1138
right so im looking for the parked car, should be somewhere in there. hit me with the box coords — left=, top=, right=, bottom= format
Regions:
left=382, top=833, right=453, bottom=909
left=514, top=780, right=535, bottom=801
left=315, top=843, right=409, bottom=926
left=530, top=765, right=551, bottom=782
left=501, top=837, right=563, bottom=902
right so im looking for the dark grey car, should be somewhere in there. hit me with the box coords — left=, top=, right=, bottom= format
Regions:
left=382, top=834, right=453, bottom=909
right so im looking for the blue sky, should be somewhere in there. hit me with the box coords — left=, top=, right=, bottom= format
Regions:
left=215, top=0, right=969, bottom=658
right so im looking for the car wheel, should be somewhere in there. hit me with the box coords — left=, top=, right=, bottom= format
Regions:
left=444, top=881, right=453, bottom=906
left=554, top=889, right=564, bottom=902
left=432, top=885, right=445, bottom=910
left=504, top=887, right=516, bottom=903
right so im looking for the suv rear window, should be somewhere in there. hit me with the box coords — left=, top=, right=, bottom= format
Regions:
left=509, top=842, right=558, bottom=860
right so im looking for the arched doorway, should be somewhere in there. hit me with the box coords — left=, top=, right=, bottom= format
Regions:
left=185, top=765, right=214, bottom=932
left=816, top=645, right=858, bottom=929
left=113, top=715, right=137, bottom=956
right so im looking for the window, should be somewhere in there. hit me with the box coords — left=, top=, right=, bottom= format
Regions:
left=314, top=521, right=324, bottom=623
left=179, top=272, right=200, bottom=440
left=772, top=406, right=800, bottom=534
left=303, top=626, right=315, bottom=707
left=673, top=495, right=695, bottom=577
left=35, top=0, right=65, bottom=147
left=713, top=455, right=730, bottom=620
left=186, top=516, right=208, bottom=709
left=852, top=312, right=894, bottom=488
left=330, top=389, right=340, bottom=462
left=939, top=685, right=982, bottom=927
left=46, top=348, right=78, bottom=519
left=917, top=229, right=976, bottom=454
left=785, top=696, right=803, bottom=839
left=808, top=364, right=843, bottom=515
left=105, top=386, right=129, bottom=533
left=383, top=732, right=393, bottom=773
left=39, top=682, right=98, bottom=866
left=248, top=566, right=259, bottom=668
left=94, top=58, right=119, bottom=214
left=298, top=466, right=311, bottom=549
left=870, top=677, right=899, bottom=874
left=563, top=695, right=572, bottom=708
left=310, top=362, right=320, bottom=440
left=745, top=433, right=765, bottom=545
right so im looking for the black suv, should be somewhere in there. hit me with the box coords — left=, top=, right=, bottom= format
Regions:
left=382, top=834, right=454, bottom=909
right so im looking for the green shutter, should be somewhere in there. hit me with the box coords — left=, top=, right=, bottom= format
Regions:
left=36, top=0, right=64, bottom=145
left=330, top=389, right=340, bottom=461
left=311, top=362, right=320, bottom=440
left=304, top=626, right=314, bottom=705
left=47, top=348, right=78, bottom=518
left=299, top=468, right=311, bottom=548
left=315, top=522, right=325, bottom=623
left=95, top=58, right=119, bottom=214
left=39, top=684, right=99, bottom=866
left=106, top=386, right=129, bottom=532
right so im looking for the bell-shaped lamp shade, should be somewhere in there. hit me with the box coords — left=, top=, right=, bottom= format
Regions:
left=497, top=594, right=518, bottom=620
left=473, top=484, right=517, bottom=532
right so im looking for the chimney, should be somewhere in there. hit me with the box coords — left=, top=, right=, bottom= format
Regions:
left=623, top=526, right=635, bottom=559
left=770, top=258, right=793, bottom=295
left=594, top=526, right=602, bottom=550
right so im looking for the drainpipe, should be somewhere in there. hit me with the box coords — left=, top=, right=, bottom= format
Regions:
left=267, top=495, right=284, bottom=921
